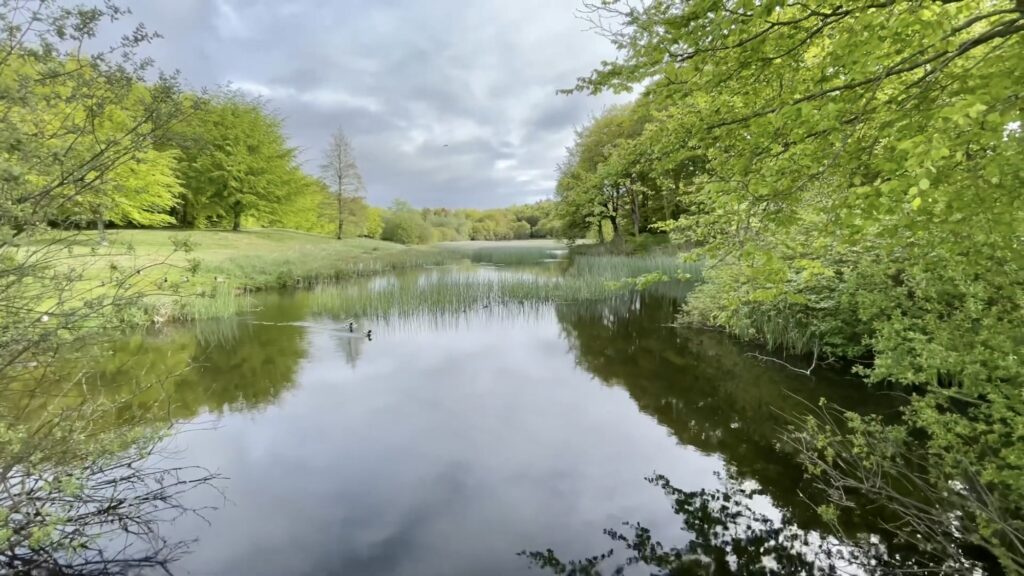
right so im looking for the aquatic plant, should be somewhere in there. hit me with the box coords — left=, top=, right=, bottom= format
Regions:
left=309, top=254, right=699, bottom=321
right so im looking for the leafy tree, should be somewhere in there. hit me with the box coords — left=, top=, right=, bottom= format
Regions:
left=512, top=220, right=531, bottom=240
left=262, top=166, right=336, bottom=235
left=46, top=81, right=185, bottom=239
left=364, top=206, right=385, bottom=239
left=555, top=105, right=650, bottom=241
left=172, top=92, right=296, bottom=230
left=320, top=127, right=366, bottom=239
left=1, top=1, right=216, bottom=572
left=381, top=200, right=432, bottom=245
left=569, top=0, right=1024, bottom=570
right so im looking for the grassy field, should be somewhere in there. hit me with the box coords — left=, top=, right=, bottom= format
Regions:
left=49, top=229, right=457, bottom=321
left=83, top=228, right=454, bottom=286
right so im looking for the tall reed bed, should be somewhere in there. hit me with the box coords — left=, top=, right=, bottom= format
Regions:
left=463, top=246, right=567, bottom=266
left=310, top=253, right=700, bottom=321
left=206, top=247, right=460, bottom=289
left=567, top=253, right=703, bottom=282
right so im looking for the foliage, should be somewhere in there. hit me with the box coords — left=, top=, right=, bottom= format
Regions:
left=381, top=201, right=434, bottom=245
left=555, top=104, right=696, bottom=242
left=0, top=1, right=220, bottom=571
left=411, top=200, right=560, bottom=243
left=566, top=0, right=1024, bottom=570
left=170, top=91, right=306, bottom=230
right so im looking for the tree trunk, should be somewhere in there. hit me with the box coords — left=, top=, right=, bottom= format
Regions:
left=232, top=209, right=242, bottom=231
left=342, top=192, right=350, bottom=237
left=609, top=215, right=620, bottom=238
left=96, top=215, right=107, bottom=245
left=630, top=190, right=641, bottom=237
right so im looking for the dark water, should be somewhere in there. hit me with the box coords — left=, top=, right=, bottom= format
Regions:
left=96, top=267, right=902, bottom=575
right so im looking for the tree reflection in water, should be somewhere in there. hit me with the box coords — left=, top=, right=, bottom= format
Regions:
left=521, top=473, right=862, bottom=575
left=527, top=292, right=952, bottom=575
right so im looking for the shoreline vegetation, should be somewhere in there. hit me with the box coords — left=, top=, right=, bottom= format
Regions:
left=45, top=229, right=692, bottom=323
left=168, top=231, right=697, bottom=321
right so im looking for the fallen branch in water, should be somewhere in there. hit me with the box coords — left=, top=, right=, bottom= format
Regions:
left=746, top=343, right=818, bottom=376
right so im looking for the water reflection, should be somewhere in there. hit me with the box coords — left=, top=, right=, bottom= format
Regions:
left=555, top=294, right=903, bottom=532
left=64, top=267, right=909, bottom=575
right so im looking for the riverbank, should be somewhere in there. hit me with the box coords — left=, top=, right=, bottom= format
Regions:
left=57, top=229, right=458, bottom=321
left=62, top=232, right=695, bottom=323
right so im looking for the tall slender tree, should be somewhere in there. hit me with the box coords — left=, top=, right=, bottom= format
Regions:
left=320, top=127, right=366, bottom=239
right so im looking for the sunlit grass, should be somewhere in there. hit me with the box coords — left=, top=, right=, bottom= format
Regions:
left=26, top=229, right=461, bottom=322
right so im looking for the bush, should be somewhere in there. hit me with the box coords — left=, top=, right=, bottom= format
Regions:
left=381, top=212, right=433, bottom=245
left=512, top=221, right=531, bottom=240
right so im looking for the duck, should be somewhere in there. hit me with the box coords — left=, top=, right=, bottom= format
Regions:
left=364, top=329, right=373, bottom=340
left=348, top=321, right=355, bottom=333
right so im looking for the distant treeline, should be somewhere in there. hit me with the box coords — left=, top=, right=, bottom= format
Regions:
left=12, top=70, right=558, bottom=244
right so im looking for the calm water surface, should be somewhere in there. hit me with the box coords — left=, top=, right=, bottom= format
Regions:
left=103, top=266, right=900, bottom=575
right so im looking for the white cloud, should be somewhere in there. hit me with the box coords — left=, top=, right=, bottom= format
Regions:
left=117, top=0, right=631, bottom=207
left=233, top=80, right=383, bottom=113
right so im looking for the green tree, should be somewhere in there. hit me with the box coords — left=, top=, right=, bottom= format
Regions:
left=1, top=1, right=215, bottom=572
left=512, top=220, right=531, bottom=240
left=572, top=0, right=1024, bottom=570
left=172, top=92, right=296, bottom=230
left=364, top=206, right=385, bottom=239
left=381, top=200, right=432, bottom=245
left=555, top=105, right=649, bottom=241
left=263, top=166, right=336, bottom=234
left=49, top=82, right=185, bottom=239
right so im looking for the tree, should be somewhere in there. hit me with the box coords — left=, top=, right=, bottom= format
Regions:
left=555, top=105, right=651, bottom=242
left=512, top=221, right=531, bottom=240
left=364, top=206, right=385, bottom=239
left=320, top=127, right=366, bottom=239
left=571, top=0, right=1024, bottom=570
left=49, top=82, right=184, bottom=240
left=172, top=92, right=297, bottom=230
left=1, top=1, right=219, bottom=571
left=262, top=166, right=336, bottom=235
left=381, top=200, right=432, bottom=245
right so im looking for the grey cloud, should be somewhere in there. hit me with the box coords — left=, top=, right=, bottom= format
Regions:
left=119, top=0, right=629, bottom=208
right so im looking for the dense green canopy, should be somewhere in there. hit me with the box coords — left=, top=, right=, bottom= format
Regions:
left=556, top=0, right=1023, bottom=571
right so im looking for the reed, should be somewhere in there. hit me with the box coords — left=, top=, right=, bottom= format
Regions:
left=309, top=254, right=700, bottom=321
left=206, top=246, right=460, bottom=289
left=567, top=254, right=702, bottom=282
left=462, top=246, right=567, bottom=266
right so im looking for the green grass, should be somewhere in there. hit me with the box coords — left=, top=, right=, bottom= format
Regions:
left=41, top=229, right=459, bottom=321
left=90, top=229, right=420, bottom=283
left=32, top=230, right=700, bottom=323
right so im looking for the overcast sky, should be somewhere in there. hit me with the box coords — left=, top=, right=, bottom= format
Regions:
left=117, top=0, right=628, bottom=208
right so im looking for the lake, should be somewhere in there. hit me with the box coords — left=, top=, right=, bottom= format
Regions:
left=92, top=262, right=902, bottom=575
